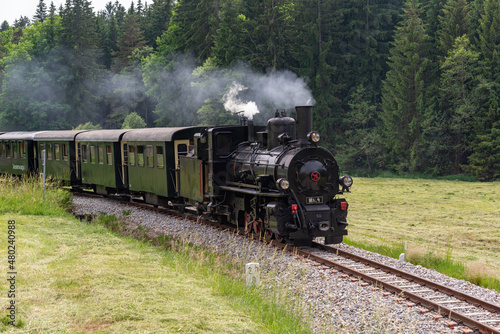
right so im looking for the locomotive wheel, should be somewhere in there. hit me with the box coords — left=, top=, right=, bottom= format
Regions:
left=264, top=229, right=274, bottom=241
left=253, top=218, right=263, bottom=235
left=275, top=234, right=286, bottom=243
left=244, top=212, right=254, bottom=233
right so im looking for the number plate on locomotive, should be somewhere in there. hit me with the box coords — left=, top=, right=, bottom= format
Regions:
left=306, top=196, right=323, bottom=204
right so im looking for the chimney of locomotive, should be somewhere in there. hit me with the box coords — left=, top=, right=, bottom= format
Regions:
left=295, top=106, right=313, bottom=146
left=248, top=119, right=254, bottom=142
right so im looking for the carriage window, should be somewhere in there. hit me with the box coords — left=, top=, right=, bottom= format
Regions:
left=55, top=144, right=60, bottom=160
left=62, top=144, right=68, bottom=161
left=12, top=141, right=18, bottom=159
left=98, top=146, right=104, bottom=164
left=137, top=146, right=144, bottom=167
left=106, top=145, right=112, bottom=165
left=47, top=144, right=52, bottom=160
left=146, top=145, right=153, bottom=167
left=215, top=133, right=232, bottom=156
left=82, top=145, right=88, bottom=163
left=6, top=142, right=11, bottom=158
left=129, top=145, right=136, bottom=166
left=90, top=145, right=96, bottom=164
left=0, top=143, right=3, bottom=157
left=19, top=141, right=26, bottom=158
left=156, top=146, right=164, bottom=168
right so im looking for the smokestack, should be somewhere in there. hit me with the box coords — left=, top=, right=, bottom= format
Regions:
left=295, top=106, right=313, bottom=145
left=248, top=120, right=254, bottom=142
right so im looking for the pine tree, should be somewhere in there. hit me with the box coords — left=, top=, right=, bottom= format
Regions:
left=380, top=0, right=433, bottom=172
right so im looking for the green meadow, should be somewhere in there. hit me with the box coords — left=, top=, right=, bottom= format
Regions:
left=343, top=178, right=500, bottom=290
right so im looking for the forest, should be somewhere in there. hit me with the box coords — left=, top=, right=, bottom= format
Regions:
left=0, top=0, right=499, bottom=180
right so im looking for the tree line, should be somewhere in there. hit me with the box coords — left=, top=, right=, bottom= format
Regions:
left=0, top=0, right=498, bottom=180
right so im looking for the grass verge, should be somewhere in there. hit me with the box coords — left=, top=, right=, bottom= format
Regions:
left=0, top=177, right=311, bottom=333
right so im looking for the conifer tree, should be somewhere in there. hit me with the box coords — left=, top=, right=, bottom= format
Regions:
left=34, top=0, right=48, bottom=23
left=437, top=0, right=471, bottom=58
left=145, top=0, right=173, bottom=49
left=440, top=35, right=482, bottom=171
left=380, top=0, right=432, bottom=172
left=114, top=13, right=145, bottom=71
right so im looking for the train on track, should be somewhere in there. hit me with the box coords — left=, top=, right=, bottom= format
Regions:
left=0, top=106, right=352, bottom=246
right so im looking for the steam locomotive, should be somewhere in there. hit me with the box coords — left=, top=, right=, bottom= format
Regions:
left=0, top=106, right=352, bottom=246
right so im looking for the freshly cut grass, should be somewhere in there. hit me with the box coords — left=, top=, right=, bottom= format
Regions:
left=0, top=177, right=311, bottom=333
left=343, top=178, right=500, bottom=288
left=0, top=213, right=309, bottom=333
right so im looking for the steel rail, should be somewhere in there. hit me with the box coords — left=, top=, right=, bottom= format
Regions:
left=303, top=242, right=500, bottom=334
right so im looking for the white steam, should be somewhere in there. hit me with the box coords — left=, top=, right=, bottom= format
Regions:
left=223, top=82, right=260, bottom=120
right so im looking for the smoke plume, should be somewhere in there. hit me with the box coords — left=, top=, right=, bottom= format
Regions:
left=223, top=82, right=260, bottom=120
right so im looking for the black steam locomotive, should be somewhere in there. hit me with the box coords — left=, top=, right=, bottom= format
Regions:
left=178, top=106, right=352, bottom=246
left=0, top=106, right=352, bottom=246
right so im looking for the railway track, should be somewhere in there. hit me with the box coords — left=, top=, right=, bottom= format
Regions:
left=74, top=192, right=500, bottom=334
left=296, top=242, right=500, bottom=334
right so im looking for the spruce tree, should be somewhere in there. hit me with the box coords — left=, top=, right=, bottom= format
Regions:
left=437, top=0, right=471, bottom=58
left=34, top=0, right=48, bottom=23
left=114, top=13, right=145, bottom=71
left=380, top=0, right=432, bottom=172
left=440, top=35, right=482, bottom=171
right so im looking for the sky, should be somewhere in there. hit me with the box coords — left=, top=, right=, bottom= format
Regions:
left=1, top=0, right=132, bottom=25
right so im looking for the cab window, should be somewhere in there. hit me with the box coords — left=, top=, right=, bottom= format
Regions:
left=215, top=133, right=232, bottom=156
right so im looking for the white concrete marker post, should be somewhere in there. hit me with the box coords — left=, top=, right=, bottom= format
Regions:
left=245, top=263, right=260, bottom=287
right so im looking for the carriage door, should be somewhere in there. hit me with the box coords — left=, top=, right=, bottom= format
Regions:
left=174, top=140, right=189, bottom=193
left=121, top=142, right=128, bottom=187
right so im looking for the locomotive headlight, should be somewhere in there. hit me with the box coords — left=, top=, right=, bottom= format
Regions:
left=307, top=131, right=321, bottom=143
left=276, top=178, right=290, bottom=190
left=340, top=176, right=353, bottom=189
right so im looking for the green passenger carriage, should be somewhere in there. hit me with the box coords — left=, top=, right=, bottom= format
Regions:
left=34, top=131, right=88, bottom=183
left=0, top=132, right=44, bottom=176
left=75, top=130, right=130, bottom=195
left=121, top=127, right=202, bottom=206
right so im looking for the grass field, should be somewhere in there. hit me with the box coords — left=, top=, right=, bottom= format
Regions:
left=343, top=178, right=500, bottom=287
left=0, top=178, right=311, bottom=333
